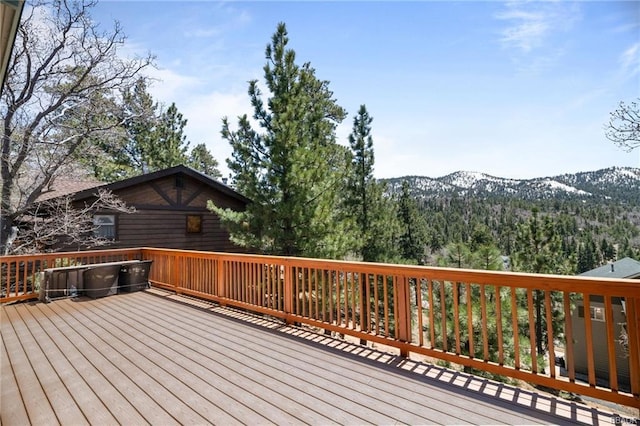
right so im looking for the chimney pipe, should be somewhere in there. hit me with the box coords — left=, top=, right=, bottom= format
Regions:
left=611, top=263, right=615, bottom=273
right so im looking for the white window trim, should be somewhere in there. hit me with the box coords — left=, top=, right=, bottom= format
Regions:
left=93, top=214, right=116, bottom=239
left=590, top=306, right=605, bottom=322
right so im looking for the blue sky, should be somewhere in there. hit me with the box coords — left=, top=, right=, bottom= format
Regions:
left=92, top=1, right=639, bottom=179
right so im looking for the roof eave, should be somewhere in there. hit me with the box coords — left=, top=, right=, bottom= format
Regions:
left=1, top=0, right=25, bottom=95
left=71, top=165, right=251, bottom=205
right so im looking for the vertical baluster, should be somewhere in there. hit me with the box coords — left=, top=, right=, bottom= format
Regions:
left=604, top=295, right=618, bottom=392
left=374, top=274, right=380, bottom=335
left=583, top=293, right=596, bottom=386
left=481, top=284, right=489, bottom=362
left=511, top=287, right=520, bottom=370
left=440, top=281, right=448, bottom=353
left=454, top=282, right=461, bottom=355
left=527, top=288, right=537, bottom=374
left=428, top=279, right=436, bottom=349
left=466, top=282, right=474, bottom=359
left=545, top=290, right=555, bottom=378
left=417, top=278, right=424, bottom=347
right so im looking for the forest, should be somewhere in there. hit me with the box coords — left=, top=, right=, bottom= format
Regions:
left=1, top=2, right=638, bottom=277
left=3, top=2, right=640, bottom=389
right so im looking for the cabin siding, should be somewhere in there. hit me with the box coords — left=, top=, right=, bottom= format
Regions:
left=572, top=300, right=631, bottom=387
left=71, top=169, right=248, bottom=253
left=114, top=210, right=241, bottom=252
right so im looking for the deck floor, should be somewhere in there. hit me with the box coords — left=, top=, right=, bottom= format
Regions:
left=1, top=289, right=625, bottom=425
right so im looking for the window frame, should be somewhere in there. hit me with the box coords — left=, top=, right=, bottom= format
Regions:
left=590, top=306, right=605, bottom=322
left=93, top=214, right=117, bottom=240
left=186, top=214, right=203, bottom=234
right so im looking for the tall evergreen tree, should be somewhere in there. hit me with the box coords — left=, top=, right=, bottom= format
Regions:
left=188, top=143, right=222, bottom=178
left=344, top=105, right=399, bottom=261
left=472, top=243, right=503, bottom=271
left=576, top=237, right=598, bottom=273
left=396, top=181, right=428, bottom=264
left=439, top=241, right=473, bottom=268
left=83, top=78, right=220, bottom=182
left=146, top=102, right=190, bottom=170
left=80, top=77, right=157, bottom=181
left=512, top=208, right=572, bottom=358
left=210, top=23, right=351, bottom=258
left=82, top=79, right=209, bottom=181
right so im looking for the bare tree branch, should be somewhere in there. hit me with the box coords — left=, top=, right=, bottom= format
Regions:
left=1, top=0, right=154, bottom=253
left=605, top=98, right=640, bottom=152
left=8, top=188, right=134, bottom=255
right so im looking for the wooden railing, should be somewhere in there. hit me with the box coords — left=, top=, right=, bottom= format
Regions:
left=2, top=247, right=639, bottom=408
left=0, top=248, right=142, bottom=302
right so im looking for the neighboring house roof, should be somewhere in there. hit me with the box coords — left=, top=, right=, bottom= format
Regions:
left=37, top=179, right=104, bottom=202
left=1, top=0, right=24, bottom=94
left=579, top=257, right=640, bottom=279
left=71, top=165, right=251, bottom=205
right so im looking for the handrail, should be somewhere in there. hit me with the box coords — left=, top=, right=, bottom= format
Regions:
left=0, top=248, right=142, bottom=302
left=2, top=247, right=639, bottom=408
left=140, top=247, right=640, bottom=409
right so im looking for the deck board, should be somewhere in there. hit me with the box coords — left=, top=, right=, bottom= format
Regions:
left=2, top=307, right=60, bottom=425
left=111, top=294, right=452, bottom=425
left=90, top=293, right=362, bottom=425
left=1, top=336, right=31, bottom=425
left=13, top=304, right=117, bottom=425
left=1, top=289, right=623, bottom=425
left=104, top=295, right=402, bottom=424
left=30, top=301, right=157, bottom=424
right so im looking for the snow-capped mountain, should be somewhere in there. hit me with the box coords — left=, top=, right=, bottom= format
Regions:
left=384, top=167, right=640, bottom=204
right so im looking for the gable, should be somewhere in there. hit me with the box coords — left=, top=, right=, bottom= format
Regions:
left=71, top=165, right=249, bottom=211
left=110, top=173, right=245, bottom=211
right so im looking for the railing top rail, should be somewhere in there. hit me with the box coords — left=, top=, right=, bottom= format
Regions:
left=0, top=248, right=143, bottom=263
left=139, top=247, right=640, bottom=297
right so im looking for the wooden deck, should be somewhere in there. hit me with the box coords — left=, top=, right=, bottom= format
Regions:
left=0, top=289, right=629, bottom=425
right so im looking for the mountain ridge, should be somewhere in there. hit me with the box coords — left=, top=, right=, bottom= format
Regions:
left=383, top=166, right=640, bottom=204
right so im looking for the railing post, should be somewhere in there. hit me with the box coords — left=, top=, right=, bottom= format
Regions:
left=396, top=276, right=412, bottom=357
left=625, top=298, right=640, bottom=403
left=284, top=262, right=293, bottom=323
left=216, top=257, right=226, bottom=303
left=172, top=254, right=180, bottom=294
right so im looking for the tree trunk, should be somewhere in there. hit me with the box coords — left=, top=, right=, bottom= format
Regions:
left=0, top=215, right=14, bottom=255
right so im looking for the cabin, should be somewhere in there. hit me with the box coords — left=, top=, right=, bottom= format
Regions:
left=41, top=165, right=250, bottom=252
left=572, top=257, right=640, bottom=388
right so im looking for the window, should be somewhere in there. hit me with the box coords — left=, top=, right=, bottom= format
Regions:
left=186, top=215, right=202, bottom=233
left=93, top=214, right=116, bottom=239
left=579, top=305, right=606, bottom=322
left=590, top=306, right=605, bottom=322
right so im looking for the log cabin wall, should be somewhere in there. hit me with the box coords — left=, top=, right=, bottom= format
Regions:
left=72, top=168, right=249, bottom=253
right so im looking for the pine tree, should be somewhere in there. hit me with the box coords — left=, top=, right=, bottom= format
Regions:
left=147, top=103, right=190, bottom=170
left=600, top=237, right=616, bottom=261
left=512, top=208, right=572, bottom=359
left=577, top=237, right=597, bottom=273
left=438, top=241, right=473, bottom=268
left=396, top=181, right=428, bottom=264
left=472, top=243, right=503, bottom=271
left=343, top=105, right=399, bottom=262
left=210, top=23, right=351, bottom=258
left=82, top=79, right=213, bottom=181
left=188, top=143, right=222, bottom=178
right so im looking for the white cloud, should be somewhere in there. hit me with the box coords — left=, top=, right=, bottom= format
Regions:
left=179, top=90, right=255, bottom=177
left=183, top=6, right=251, bottom=39
left=496, top=1, right=580, bottom=53
left=620, top=42, right=640, bottom=76
left=145, top=67, right=201, bottom=105
left=499, top=17, right=548, bottom=52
